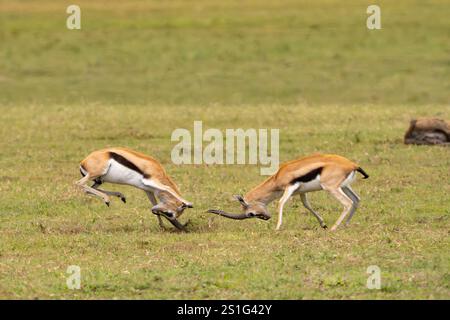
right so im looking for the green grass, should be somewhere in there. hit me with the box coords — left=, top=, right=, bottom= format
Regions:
left=0, top=104, right=448, bottom=299
left=1, top=0, right=449, bottom=106
left=0, top=0, right=449, bottom=299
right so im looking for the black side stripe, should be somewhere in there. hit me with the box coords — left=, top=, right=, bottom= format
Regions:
left=290, top=167, right=323, bottom=185
left=109, top=152, right=149, bottom=178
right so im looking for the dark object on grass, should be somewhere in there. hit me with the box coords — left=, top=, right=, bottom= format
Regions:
left=404, top=118, right=450, bottom=146
left=207, top=209, right=270, bottom=221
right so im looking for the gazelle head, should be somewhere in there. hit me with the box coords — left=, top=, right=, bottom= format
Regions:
left=207, top=194, right=271, bottom=221
left=151, top=194, right=193, bottom=230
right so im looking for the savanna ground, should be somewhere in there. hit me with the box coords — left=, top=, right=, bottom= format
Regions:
left=0, top=0, right=449, bottom=299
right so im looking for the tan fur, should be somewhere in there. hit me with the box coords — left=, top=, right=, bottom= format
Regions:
left=76, top=148, right=192, bottom=229
left=245, top=154, right=358, bottom=203
left=80, top=147, right=181, bottom=195
left=239, top=154, right=366, bottom=231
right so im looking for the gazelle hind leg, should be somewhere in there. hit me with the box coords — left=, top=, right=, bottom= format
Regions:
left=75, top=175, right=111, bottom=206
left=75, top=174, right=90, bottom=187
left=325, top=187, right=354, bottom=232
left=276, top=182, right=300, bottom=231
left=92, top=182, right=126, bottom=203
left=342, top=186, right=360, bottom=226
left=300, top=193, right=327, bottom=229
left=82, top=185, right=111, bottom=206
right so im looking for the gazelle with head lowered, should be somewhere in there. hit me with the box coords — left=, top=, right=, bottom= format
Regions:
left=76, top=147, right=193, bottom=231
left=208, top=154, right=369, bottom=231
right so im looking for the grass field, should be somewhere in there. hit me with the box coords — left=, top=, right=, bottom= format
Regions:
left=0, top=1, right=449, bottom=299
left=0, top=104, right=448, bottom=299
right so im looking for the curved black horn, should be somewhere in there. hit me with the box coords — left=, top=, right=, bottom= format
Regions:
left=207, top=209, right=252, bottom=220
left=166, top=217, right=189, bottom=231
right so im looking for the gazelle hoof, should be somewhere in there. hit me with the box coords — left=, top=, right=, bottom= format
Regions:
left=322, top=225, right=328, bottom=229
left=121, top=196, right=126, bottom=203
left=105, top=201, right=110, bottom=207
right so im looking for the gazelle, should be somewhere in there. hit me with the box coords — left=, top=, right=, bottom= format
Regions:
left=208, top=154, right=369, bottom=231
left=75, top=147, right=193, bottom=231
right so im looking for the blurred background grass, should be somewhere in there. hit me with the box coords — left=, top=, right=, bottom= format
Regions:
left=1, top=0, right=449, bottom=106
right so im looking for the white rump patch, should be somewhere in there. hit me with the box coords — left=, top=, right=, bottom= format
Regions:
left=80, top=166, right=88, bottom=176
left=340, top=171, right=356, bottom=187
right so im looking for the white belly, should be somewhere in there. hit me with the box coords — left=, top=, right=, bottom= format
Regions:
left=296, top=175, right=323, bottom=193
left=101, top=159, right=149, bottom=190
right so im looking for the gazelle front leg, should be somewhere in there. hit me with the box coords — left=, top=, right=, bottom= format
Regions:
left=276, top=183, right=300, bottom=230
left=143, top=178, right=193, bottom=207
left=145, top=191, right=165, bottom=228
left=300, top=193, right=327, bottom=229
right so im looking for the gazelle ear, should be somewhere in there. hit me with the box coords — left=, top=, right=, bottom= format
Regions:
left=233, top=194, right=248, bottom=208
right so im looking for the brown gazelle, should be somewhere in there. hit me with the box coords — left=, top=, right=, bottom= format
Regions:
left=76, top=147, right=193, bottom=231
left=208, top=154, right=369, bottom=231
